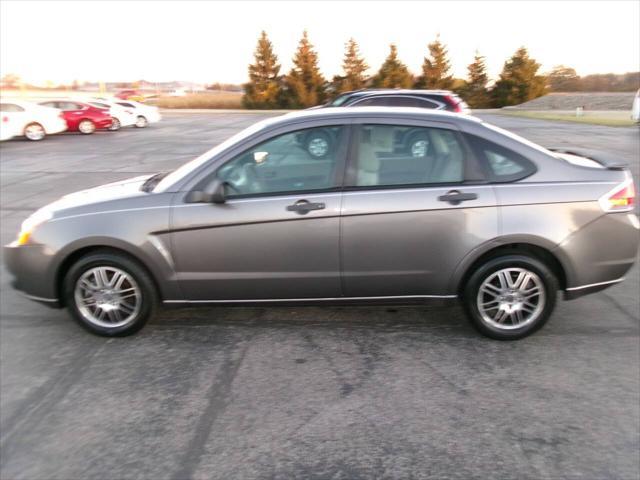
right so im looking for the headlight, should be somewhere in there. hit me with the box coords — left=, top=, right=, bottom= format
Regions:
left=16, top=208, right=53, bottom=245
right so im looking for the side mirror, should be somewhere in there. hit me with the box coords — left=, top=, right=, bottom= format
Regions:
left=185, top=179, right=227, bottom=204
left=253, top=151, right=269, bottom=164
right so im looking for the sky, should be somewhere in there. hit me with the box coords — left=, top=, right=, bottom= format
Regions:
left=1, top=0, right=638, bottom=86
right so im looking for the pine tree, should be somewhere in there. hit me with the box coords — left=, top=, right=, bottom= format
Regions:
left=282, top=31, right=326, bottom=108
left=460, top=51, right=490, bottom=108
left=242, top=31, right=282, bottom=109
left=547, top=65, right=580, bottom=92
left=416, top=35, right=453, bottom=89
left=491, top=47, right=547, bottom=107
left=333, top=38, right=369, bottom=94
left=372, top=44, right=413, bottom=88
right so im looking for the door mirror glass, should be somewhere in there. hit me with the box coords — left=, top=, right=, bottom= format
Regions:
left=185, top=179, right=227, bottom=204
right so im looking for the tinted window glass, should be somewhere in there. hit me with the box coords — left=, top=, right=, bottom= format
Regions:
left=217, top=126, right=345, bottom=196
left=465, top=134, right=536, bottom=182
left=352, top=97, right=389, bottom=107
left=352, top=125, right=465, bottom=187
left=117, top=102, right=134, bottom=108
left=39, top=101, right=58, bottom=109
left=386, top=97, right=439, bottom=109
left=0, top=103, right=24, bottom=112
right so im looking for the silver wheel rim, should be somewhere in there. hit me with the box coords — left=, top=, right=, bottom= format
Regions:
left=411, top=139, right=428, bottom=158
left=109, top=118, right=120, bottom=130
left=308, top=137, right=329, bottom=157
left=136, top=116, right=147, bottom=127
left=477, top=267, right=545, bottom=330
left=25, top=124, right=45, bottom=140
left=74, top=266, right=141, bottom=328
left=79, top=121, right=94, bottom=134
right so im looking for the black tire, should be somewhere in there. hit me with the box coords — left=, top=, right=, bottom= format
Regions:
left=63, top=251, right=157, bottom=336
left=462, top=254, right=558, bottom=340
left=108, top=117, right=121, bottom=131
left=78, top=119, right=96, bottom=134
left=305, top=130, right=332, bottom=159
left=135, top=115, right=148, bottom=128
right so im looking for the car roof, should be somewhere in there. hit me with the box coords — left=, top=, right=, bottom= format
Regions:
left=338, top=89, right=455, bottom=98
left=269, top=106, right=481, bottom=128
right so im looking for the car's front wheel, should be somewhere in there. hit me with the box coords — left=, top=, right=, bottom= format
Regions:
left=78, top=119, right=96, bottom=134
left=305, top=130, right=332, bottom=159
left=463, top=255, right=558, bottom=340
left=135, top=115, right=148, bottom=128
left=24, top=122, right=46, bottom=141
left=63, top=251, right=157, bottom=336
left=108, top=117, right=121, bottom=131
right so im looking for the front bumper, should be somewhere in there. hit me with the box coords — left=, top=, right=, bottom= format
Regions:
left=4, top=242, right=61, bottom=308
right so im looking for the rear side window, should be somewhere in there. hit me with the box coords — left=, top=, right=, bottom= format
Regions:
left=465, top=134, right=536, bottom=182
left=117, top=102, right=135, bottom=108
left=350, top=124, right=465, bottom=187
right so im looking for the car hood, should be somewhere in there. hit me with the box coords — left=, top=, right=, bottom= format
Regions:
left=44, top=174, right=152, bottom=215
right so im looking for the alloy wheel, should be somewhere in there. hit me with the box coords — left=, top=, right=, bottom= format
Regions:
left=476, top=267, right=545, bottom=330
left=24, top=123, right=45, bottom=141
left=74, top=266, right=141, bottom=328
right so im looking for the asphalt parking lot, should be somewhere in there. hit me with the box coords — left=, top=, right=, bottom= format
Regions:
left=1, top=112, right=638, bottom=480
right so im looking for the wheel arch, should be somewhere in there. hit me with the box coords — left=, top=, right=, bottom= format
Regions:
left=54, top=242, right=164, bottom=307
left=452, top=237, right=572, bottom=296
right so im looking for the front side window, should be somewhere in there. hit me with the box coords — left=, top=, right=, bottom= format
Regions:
left=351, top=124, right=465, bottom=187
left=0, top=103, right=25, bottom=112
left=465, top=134, right=536, bottom=182
left=216, top=126, right=345, bottom=196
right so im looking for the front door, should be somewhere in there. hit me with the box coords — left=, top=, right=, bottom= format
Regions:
left=170, top=125, right=349, bottom=301
left=340, top=122, right=498, bottom=297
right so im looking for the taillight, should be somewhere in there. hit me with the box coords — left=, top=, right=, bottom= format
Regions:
left=444, top=95, right=462, bottom=113
left=2, top=116, right=8, bottom=123
left=599, top=179, right=635, bottom=212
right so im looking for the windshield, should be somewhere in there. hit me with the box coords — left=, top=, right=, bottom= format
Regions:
left=329, top=94, right=351, bottom=107
left=153, top=117, right=277, bottom=192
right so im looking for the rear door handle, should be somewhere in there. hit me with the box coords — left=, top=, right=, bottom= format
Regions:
left=286, top=200, right=326, bottom=214
left=438, top=190, right=478, bottom=205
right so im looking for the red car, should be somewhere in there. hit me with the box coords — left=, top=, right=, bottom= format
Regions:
left=115, top=89, right=142, bottom=100
left=38, top=100, right=112, bottom=134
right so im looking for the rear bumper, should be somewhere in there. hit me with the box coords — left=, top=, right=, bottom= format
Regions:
left=556, top=212, right=639, bottom=299
left=95, top=118, right=113, bottom=129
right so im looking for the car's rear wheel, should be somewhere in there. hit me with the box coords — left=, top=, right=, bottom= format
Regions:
left=108, top=117, right=121, bottom=131
left=305, top=130, right=332, bottom=159
left=24, top=122, right=46, bottom=141
left=78, top=119, right=96, bottom=134
left=135, top=115, right=148, bottom=128
left=63, top=251, right=157, bottom=336
left=463, top=255, right=558, bottom=340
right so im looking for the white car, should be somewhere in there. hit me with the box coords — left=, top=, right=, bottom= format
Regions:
left=113, top=100, right=161, bottom=128
left=632, top=89, right=640, bottom=123
left=0, top=99, right=67, bottom=141
left=86, top=99, right=137, bottom=131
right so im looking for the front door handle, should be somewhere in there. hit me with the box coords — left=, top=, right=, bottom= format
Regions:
left=286, top=200, right=326, bottom=214
left=438, top=190, right=478, bottom=205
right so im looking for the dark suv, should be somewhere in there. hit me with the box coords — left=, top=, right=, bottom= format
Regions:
left=300, top=90, right=471, bottom=159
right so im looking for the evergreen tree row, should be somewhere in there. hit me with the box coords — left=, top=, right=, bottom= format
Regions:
left=243, top=31, right=546, bottom=109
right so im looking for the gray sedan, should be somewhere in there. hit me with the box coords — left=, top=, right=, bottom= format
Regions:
left=4, top=108, right=639, bottom=340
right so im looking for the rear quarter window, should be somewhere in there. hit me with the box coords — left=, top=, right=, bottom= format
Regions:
left=465, top=134, right=536, bottom=182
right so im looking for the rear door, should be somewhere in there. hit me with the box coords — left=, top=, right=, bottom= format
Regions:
left=340, top=119, right=498, bottom=297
